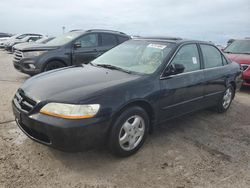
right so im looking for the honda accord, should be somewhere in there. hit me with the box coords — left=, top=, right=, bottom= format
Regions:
left=12, top=37, right=242, bottom=157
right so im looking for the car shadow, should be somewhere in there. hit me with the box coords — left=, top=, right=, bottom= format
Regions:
left=46, top=98, right=250, bottom=171
left=47, top=110, right=213, bottom=168
left=240, top=86, right=250, bottom=94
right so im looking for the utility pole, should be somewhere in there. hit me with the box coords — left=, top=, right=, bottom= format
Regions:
left=62, top=26, right=65, bottom=34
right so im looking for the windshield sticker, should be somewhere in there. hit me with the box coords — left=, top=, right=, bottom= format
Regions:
left=147, top=44, right=167, bottom=49
left=192, top=57, right=198, bottom=64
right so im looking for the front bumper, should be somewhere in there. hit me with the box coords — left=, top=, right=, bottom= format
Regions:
left=13, top=58, right=40, bottom=75
left=242, top=68, right=250, bottom=87
left=5, top=45, right=13, bottom=51
left=12, top=102, right=110, bottom=152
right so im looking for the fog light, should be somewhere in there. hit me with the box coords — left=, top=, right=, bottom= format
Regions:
left=29, top=64, right=36, bottom=69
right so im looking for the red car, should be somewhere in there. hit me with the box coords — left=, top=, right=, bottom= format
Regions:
left=224, top=39, right=250, bottom=87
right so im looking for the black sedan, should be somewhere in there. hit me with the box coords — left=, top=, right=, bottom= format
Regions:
left=12, top=37, right=242, bottom=157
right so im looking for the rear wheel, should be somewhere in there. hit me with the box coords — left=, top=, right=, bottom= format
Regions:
left=216, top=85, right=234, bottom=113
left=108, top=106, right=149, bottom=157
left=43, top=61, right=65, bottom=72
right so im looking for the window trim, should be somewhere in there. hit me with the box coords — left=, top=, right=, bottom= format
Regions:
left=160, top=43, right=201, bottom=79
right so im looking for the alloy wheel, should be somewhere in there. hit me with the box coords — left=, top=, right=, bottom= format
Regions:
left=222, top=88, right=232, bottom=109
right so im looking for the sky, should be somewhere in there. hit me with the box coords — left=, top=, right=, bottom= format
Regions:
left=0, top=0, right=249, bottom=45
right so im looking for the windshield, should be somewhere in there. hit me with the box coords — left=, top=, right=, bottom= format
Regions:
left=21, top=36, right=30, bottom=42
left=46, top=32, right=83, bottom=46
left=92, top=40, right=173, bottom=74
left=224, top=40, right=250, bottom=54
left=17, top=34, right=29, bottom=39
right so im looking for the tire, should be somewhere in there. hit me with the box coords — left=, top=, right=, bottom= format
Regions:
left=216, top=85, right=234, bottom=113
left=108, top=106, right=149, bottom=157
left=43, top=61, right=65, bottom=72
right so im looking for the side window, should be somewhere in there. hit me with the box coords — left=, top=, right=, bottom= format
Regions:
left=200, top=44, right=223, bottom=68
left=117, top=36, right=129, bottom=43
left=75, top=34, right=98, bottom=48
left=30, top=37, right=39, bottom=41
left=171, top=44, right=200, bottom=72
left=101, top=34, right=117, bottom=46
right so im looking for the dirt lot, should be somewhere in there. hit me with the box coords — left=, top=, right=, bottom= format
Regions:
left=0, top=50, right=249, bottom=188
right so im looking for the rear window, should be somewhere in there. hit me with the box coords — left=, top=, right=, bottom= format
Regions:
left=101, top=34, right=117, bottom=46
left=117, top=36, right=129, bottom=43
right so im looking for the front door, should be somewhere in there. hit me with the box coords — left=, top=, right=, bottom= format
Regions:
left=159, top=44, right=204, bottom=122
left=72, top=33, right=100, bottom=64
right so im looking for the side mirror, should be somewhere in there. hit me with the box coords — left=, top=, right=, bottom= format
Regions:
left=74, top=42, right=81, bottom=48
left=164, top=63, right=185, bottom=76
left=28, top=39, right=34, bottom=42
left=173, top=63, right=185, bottom=74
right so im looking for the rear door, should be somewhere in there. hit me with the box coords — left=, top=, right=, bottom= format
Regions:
left=159, top=43, right=205, bottom=121
left=72, top=33, right=100, bottom=64
left=199, top=44, right=228, bottom=106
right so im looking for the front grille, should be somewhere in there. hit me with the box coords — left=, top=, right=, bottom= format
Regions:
left=13, top=90, right=37, bottom=113
left=245, top=79, right=250, bottom=84
left=241, top=64, right=249, bottom=71
left=13, top=50, right=23, bottom=63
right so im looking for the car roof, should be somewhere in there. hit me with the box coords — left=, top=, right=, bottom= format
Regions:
left=70, top=29, right=130, bottom=37
left=234, top=38, right=250, bottom=41
left=132, top=36, right=213, bottom=45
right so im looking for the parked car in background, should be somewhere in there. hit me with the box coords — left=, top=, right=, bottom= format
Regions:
left=226, top=39, right=235, bottom=47
left=224, top=39, right=250, bottom=87
left=0, top=37, right=11, bottom=48
left=0, top=32, right=12, bottom=38
left=13, top=29, right=131, bottom=75
left=6, top=35, right=43, bottom=52
left=2, top=33, right=39, bottom=48
left=12, top=37, right=55, bottom=52
left=0, top=32, right=13, bottom=48
left=12, top=37, right=241, bottom=156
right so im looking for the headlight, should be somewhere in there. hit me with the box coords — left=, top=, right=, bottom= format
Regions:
left=40, top=103, right=100, bottom=119
left=23, top=51, right=47, bottom=57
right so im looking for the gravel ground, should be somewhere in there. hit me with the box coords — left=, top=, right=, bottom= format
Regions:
left=0, top=50, right=250, bottom=188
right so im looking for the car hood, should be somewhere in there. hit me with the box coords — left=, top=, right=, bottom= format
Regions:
left=13, top=42, right=31, bottom=49
left=15, top=43, right=59, bottom=51
left=21, top=64, right=140, bottom=103
left=225, top=53, right=250, bottom=65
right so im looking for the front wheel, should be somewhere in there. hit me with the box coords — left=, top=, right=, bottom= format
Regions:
left=108, top=106, right=149, bottom=157
left=216, top=85, right=234, bottom=113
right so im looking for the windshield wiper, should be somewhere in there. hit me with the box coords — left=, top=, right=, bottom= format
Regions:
left=95, top=64, right=132, bottom=74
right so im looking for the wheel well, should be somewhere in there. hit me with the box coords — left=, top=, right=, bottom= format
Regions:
left=43, top=59, right=67, bottom=71
left=111, top=101, right=155, bottom=134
